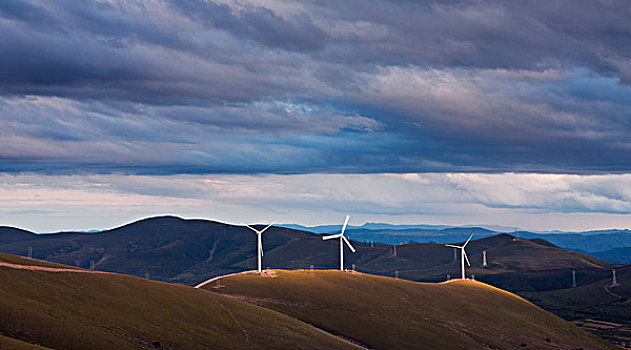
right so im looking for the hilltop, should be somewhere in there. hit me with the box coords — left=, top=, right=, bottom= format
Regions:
left=0, top=227, right=38, bottom=244
left=203, top=269, right=612, bottom=349
left=0, top=216, right=620, bottom=344
left=0, top=217, right=609, bottom=289
left=0, top=253, right=359, bottom=349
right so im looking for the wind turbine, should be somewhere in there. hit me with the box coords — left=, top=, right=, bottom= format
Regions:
left=322, top=214, right=356, bottom=271
left=445, top=234, right=473, bottom=280
left=243, top=221, right=275, bottom=273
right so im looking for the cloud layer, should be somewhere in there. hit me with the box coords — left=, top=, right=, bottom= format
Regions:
left=2, top=172, right=630, bottom=232
left=1, top=0, right=631, bottom=174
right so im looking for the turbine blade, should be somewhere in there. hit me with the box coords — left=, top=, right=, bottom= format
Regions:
left=445, top=244, right=461, bottom=248
left=463, top=234, right=474, bottom=247
left=323, top=233, right=342, bottom=240
left=243, top=224, right=259, bottom=234
left=259, top=221, right=276, bottom=234
left=259, top=244, right=264, bottom=257
left=341, top=214, right=350, bottom=235
left=463, top=250, right=471, bottom=266
left=342, top=235, right=356, bottom=253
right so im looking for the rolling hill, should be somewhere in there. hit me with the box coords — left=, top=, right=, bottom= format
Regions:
left=1, top=216, right=622, bottom=345
left=0, top=216, right=310, bottom=284
left=0, top=227, right=38, bottom=244
left=203, top=269, right=613, bottom=349
left=0, top=253, right=360, bottom=349
left=286, top=223, right=631, bottom=265
left=0, top=216, right=611, bottom=290
left=521, top=265, right=631, bottom=346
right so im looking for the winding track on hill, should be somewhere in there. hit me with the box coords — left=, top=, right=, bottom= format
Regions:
left=604, top=284, right=622, bottom=299
left=0, top=261, right=110, bottom=274
left=194, top=270, right=261, bottom=288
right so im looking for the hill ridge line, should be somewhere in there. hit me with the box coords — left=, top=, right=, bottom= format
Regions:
left=0, top=261, right=109, bottom=274
left=194, top=270, right=257, bottom=288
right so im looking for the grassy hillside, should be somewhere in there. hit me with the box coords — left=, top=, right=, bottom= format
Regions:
left=0, top=227, right=38, bottom=244
left=521, top=265, right=631, bottom=346
left=0, top=217, right=619, bottom=344
left=0, top=217, right=610, bottom=291
left=206, top=270, right=613, bottom=350
left=0, top=335, right=48, bottom=350
left=0, top=253, right=359, bottom=349
left=349, top=234, right=610, bottom=288
left=0, top=216, right=335, bottom=284
left=522, top=265, right=631, bottom=322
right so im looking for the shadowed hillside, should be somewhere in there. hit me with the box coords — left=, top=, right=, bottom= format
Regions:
left=0, top=253, right=360, bottom=349
left=0, top=216, right=321, bottom=284
left=521, top=265, right=631, bottom=347
left=0, top=216, right=622, bottom=347
left=0, top=227, right=38, bottom=244
left=204, top=270, right=612, bottom=350
left=0, top=217, right=610, bottom=291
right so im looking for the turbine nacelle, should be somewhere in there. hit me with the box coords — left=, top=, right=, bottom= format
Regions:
left=243, top=221, right=276, bottom=273
left=322, top=214, right=356, bottom=270
left=445, top=234, right=474, bottom=279
left=445, top=244, right=470, bottom=267
left=322, top=233, right=342, bottom=240
left=244, top=222, right=276, bottom=236
left=342, top=235, right=356, bottom=253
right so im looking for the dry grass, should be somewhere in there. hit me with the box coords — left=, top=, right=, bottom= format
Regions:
left=0, top=335, right=49, bottom=350
left=208, top=269, right=615, bottom=350
left=0, top=254, right=360, bottom=349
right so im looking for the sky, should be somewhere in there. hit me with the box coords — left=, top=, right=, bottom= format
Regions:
left=1, top=0, right=631, bottom=232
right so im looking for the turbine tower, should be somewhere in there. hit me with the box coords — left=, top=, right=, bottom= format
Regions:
left=244, top=221, right=275, bottom=273
left=445, top=234, right=473, bottom=280
left=322, top=214, right=356, bottom=271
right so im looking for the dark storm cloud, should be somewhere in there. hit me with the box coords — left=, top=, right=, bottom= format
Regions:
left=172, top=0, right=328, bottom=52
left=1, top=0, right=631, bottom=174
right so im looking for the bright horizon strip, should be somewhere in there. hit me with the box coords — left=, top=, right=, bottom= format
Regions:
left=1, top=172, right=630, bottom=233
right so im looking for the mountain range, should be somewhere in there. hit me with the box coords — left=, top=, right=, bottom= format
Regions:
left=0, top=216, right=614, bottom=287
left=281, top=223, right=631, bottom=265
left=0, top=215, right=629, bottom=344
